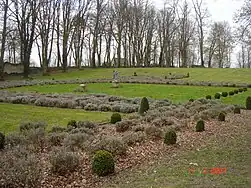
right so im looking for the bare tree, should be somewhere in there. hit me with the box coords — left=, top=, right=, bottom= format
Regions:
left=157, top=0, right=178, bottom=67
left=11, top=0, right=40, bottom=78
left=72, top=0, right=92, bottom=69
left=178, top=1, right=195, bottom=67
left=0, top=0, right=9, bottom=80
left=212, top=21, right=233, bottom=68
left=90, top=0, right=106, bottom=68
left=192, top=0, right=209, bottom=67
left=36, top=0, right=58, bottom=75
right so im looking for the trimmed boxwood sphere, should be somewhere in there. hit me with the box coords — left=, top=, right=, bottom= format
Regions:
left=206, top=95, right=211, bottom=100
left=222, top=92, right=228, bottom=97
left=110, top=113, right=122, bottom=124
left=229, top=91, right=234, bottom=96
left=92, top=150, right=115, bottom=176
left=214, top=93, right=221, bottom=99
left=164, top=130, right=177, bottom=145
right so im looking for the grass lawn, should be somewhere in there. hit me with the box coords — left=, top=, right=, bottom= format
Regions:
left=104, top=113, right=251, bottom=188
left=15, top=68, right=251, bottom=83
left=0, top=103, right=114, bottom=133
left=7, top=83, right=251, bottom=106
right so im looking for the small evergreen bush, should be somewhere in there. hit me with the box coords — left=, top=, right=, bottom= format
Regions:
left=139, top=97, right=149, bottom=115
left=67, top=120, right=77, bottom=128
left=238, top=88, right=243, bottom=93
left=229, top=91, right=234, bottom=96
left=246, top=96, right=251, bottom=110
left=196, top=120, right=205, bottom=132
left=189, top=98, right=194, bottom=102
left=92, top=150, right=115, bottom=176
left=133, top=72, right=137, bottom=76
left=222, top=92, right=228, bottom=97
left=218, top=112, right=226, bottom=121
left=234, top=107, right=241, bottom=114
left=49, top=149, right=79, bottom=175
left=110, top=113, right=122, bottom=124
left=0, top=132, right=5, bottom=150
left=164, top=130, right=177, bottom=145
left=243, top=87, right=248, bottom=92
left=234, top=89, right=239, bottom=94
left=206, top=95, right=211, bottom=100
left=214, top=93, right=221, bottom=99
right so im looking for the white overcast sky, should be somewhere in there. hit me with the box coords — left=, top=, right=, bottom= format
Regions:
left=153, top=0, right=244, bottom=25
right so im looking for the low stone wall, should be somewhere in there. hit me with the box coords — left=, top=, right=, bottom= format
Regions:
left=4, top=62, right=24, bottom=74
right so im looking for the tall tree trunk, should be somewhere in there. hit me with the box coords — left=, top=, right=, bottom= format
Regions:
left=0, top=0, right=9, bottom=80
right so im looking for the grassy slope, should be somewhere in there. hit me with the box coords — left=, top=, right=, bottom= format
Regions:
left=104, top=113, right=251, bottom=188
left=29, top=68, right=251, bottom=83
left=0, top=103, right=114, bottom=133
left=7, top=83, right=251, bottom=106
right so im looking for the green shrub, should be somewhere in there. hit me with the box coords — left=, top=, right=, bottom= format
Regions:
left=92, top=136, right=127, bottom=156
left=110, top=113, right=122, bottom=124
left=134, top=72, right=137, bottom=76
left=115, top=121, right=131, bottom=132
left=48, top=132, right=67, bottom=146
left=206, top=95, right=211, bottom=100
left=92, top=150, right=115, bottom=176
left=214, top=93, right=221, bottom=99
left=222, top=92, right=228, bottom=97
left=51, top=126, right=66, bottom=133
left=0, top=149, right=42, bottom=187
left=145, top=126, right=163, bottom=139
left=164, top=130, right=177, bottom=145
left=77, top=121, right=96, bottom=129
left=132, top=125, right=145, bottom=132
left=122, top=132, right=145, bottom=146
left=19, top=121, right=47, bottom=132
left=218, top=112, right=226, bottom=121
left=67, top=120, right=77, bottom=128
left=246, top=96, right=251, bottom=110
left=189, top=98, right=194, bottom=102
left=234, top=89, right=239, bottom=94
left=49, top=149, right=79, bottom=175
left=63, top=133, right=91, bottom=151
left=5, top=132, right=27, bottom=148
left=196, top=120, right=205, bottom=132
left=229, top=91, right=234, bottom=96
left=0, top=132, right=5, bottom=150
left=233, top=107, right=241, bottom=114
left=238, top=88, right=243, bottom=93
left=139, top=97, right=149, bottom=115
left=25, top=128, right=46, bottom=152
left=243, top=87, right=248, bottom=92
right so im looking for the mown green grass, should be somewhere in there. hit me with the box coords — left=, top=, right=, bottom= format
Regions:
left=0, top=103, right=114, bottom=133
left=29, top=68, right=251, bottom=83
left=104, top=116, right=251, bottom=188
left=7, top=83, right=251, bottom=106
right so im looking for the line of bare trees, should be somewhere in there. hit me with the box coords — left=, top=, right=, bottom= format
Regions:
left=0, top=0, right=250, bottom=79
